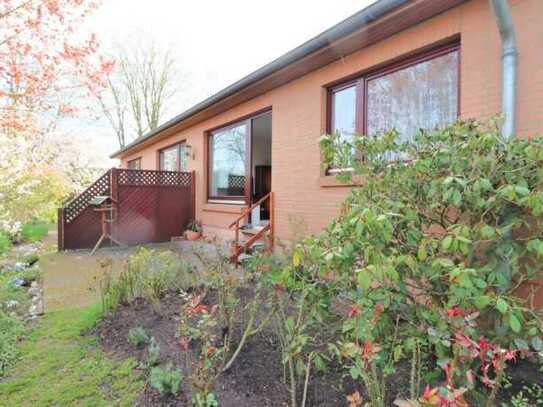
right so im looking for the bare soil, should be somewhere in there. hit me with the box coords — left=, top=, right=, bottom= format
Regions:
left=96, top=291, right=542, bottom=406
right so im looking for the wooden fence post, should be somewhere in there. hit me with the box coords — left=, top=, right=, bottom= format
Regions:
left=57, top=208, right=65, bottom=251
left=110, top=168, right=119, bottom=243
left=190, top=170, right=196, bottom=223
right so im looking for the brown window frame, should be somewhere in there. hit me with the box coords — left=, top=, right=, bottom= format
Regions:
left=326, top=41, right=461, bottom=169
left=206, top=120, right=252, bottom=204
left=205, top=108, right=271, bottom=205
left=158, top=141, right=187, bottom=172
left=127, top=157, right=142, bottom=170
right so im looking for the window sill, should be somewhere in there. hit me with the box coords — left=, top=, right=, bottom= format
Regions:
left=319, top=174, right=364, bottom=188
left=203, top=202, right=247, bottom=214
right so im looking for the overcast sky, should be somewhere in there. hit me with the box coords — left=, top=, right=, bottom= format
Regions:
left=83, top=0, right=376, bottom=162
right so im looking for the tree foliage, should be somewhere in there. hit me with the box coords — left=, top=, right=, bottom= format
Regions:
left=0, top=0, right=111, bottom=227
left=0, top=0, right=113, bottom=135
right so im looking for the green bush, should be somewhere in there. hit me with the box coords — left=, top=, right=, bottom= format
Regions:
left=21, top=219, right=49, bottom=242
left=149, top=363, right=182, bottom=396
left=146, top=337, right=160, bottom=367
left=0, top=311, right=23, bottom=376
left=275, top=119, right=543, bottom=405
left=127, top=327, right=150, bottom=348
left=99, top=248, right=197, bottom=313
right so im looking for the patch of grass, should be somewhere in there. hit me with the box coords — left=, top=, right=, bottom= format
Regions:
left=20, top=219, right=49, bottom=243
left=0, top=311, right=23, bottom=376
left=0, top=304, right=144, bottom=406
left=0, top=232, right=11, bottom=256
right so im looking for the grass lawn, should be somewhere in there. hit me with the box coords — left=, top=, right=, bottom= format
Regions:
left=0, top=304, right=144, bottom=406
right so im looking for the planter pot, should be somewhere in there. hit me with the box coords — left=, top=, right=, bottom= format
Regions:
left=185, top=230, right=201, bottom=241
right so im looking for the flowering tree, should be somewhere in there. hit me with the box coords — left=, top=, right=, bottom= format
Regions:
left=0, top=0, right=114, bottom=134
left=0, top=0, right=113, bottom=228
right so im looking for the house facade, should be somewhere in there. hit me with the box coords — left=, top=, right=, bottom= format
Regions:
left=112, top=0, right=543, bottom=244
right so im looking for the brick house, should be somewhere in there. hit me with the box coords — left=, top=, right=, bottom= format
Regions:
left=90, top=0, right=541, bottom=252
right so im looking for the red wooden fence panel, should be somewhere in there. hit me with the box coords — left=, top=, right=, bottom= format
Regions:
left=58, top=168, right=195, bottom=251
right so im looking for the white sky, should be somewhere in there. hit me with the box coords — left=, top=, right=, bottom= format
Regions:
left=82, top=0, right=377, bottom=162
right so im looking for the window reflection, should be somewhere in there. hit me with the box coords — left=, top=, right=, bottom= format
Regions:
left=159, top=143, right=187, bottom=171
left=366, top=51, right=459, bottom=159
left=209, top=124, right=246, bottom=198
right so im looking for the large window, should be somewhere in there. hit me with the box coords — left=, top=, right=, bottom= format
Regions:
left=159, top=142, right=187, bottom=171
left=328, top=43, right=459, bottom=162
left=208, top=123, right=248, bottom=201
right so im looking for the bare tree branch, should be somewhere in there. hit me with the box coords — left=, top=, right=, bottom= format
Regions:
left=96, top=39, right=180, bottom=148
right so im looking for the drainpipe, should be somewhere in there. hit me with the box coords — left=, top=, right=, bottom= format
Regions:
left=489, top=1, right=518, bottom=333
left=489, top=0, right=518, bottom=139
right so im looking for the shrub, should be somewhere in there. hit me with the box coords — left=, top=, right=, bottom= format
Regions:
left=21, top=219, right=49, bottom=242
left=149, top=363, right=182, bottom=396
left=147, top=337, right=160, bottom=367
left=127, top=327, right=150, bottom=348
left=98, top=248, right=197, bottom=313
left=278, top=119, right=543, bottom=405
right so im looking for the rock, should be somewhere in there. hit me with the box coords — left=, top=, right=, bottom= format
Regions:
left=29, top=300, right=44, bottom=316
left=31, top=295, right=41, bottom=304
left=5, top=300, right=18, bottom=309
left=28, top=286, right=40, bottom=297
left=30, top=281, right=38, bottom=288
left=8, top=276, right=25, bottom=288
left=35, top=300, right=44, bottom=315
left=14, top=262, right=29, bottom=272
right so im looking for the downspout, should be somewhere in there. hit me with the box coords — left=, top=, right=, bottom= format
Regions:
left=489, top=1, right=518, bottom=330
left=489, top=0, right=518, bottom=139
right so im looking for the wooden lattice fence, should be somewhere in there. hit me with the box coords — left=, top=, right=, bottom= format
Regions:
left=58, top=168, right=195, bottom=251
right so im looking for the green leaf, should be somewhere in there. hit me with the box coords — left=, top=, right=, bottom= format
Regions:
left=358, top=270, right=371, bottom=291
left=474, top=295, right=491, bottom=309
left=509, top=313, right=521, bottom=333
left=496, top=298, right=509, bottom=315
left=442, top=236, right=453, bottom=251
left=531, top=336, right=543, bottom=351
left=417, top=244, right=427, bottom=261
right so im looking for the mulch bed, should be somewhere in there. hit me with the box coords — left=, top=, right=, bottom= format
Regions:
left=95, top=290, right=542, bottom=406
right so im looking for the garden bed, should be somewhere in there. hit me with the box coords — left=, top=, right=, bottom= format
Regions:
left=96, top=288, right=543, bottom=407
left=96, top=290, right=352, bottom=406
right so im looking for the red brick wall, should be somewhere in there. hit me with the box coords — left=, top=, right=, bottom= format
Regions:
left=120, top=0, right=543, bottom=243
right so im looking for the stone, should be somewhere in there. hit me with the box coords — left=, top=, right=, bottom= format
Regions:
left=28, top=287, right=40, bottom=297
left=30, top=281, right=38, bottom=288
left=14, top=262, right=28, bottom=272
left=5, top=300, right=18, bottom=309
left=29, top=300, right=44, bottom=316
left=8, top=276, right=25, bottom=288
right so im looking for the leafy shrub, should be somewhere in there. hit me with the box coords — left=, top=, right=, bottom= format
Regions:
left=192, top=392, right=219, bottom=407
left=147, top=337, right=160, bottom=367
left=21, top=219, right=48, bottom=242
left=100, top=248, right=196, bottom=312
left=149, top=363, right=182, bottom=396
left=127, top=327, right=150, bottom=348
left=99, top=248, right=197, bottom=313
left=276, top=119, right=543, bottom=405
left=0, top=311, right=23, bottom=376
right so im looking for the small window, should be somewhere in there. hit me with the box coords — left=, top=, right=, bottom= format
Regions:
left=327, top=42, right=459, bottom=163
left=208, top=123, right=248, bottom=201
left=159, top=142, right=187, bottom=171
left=127, top=158, right=141, bottom=170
